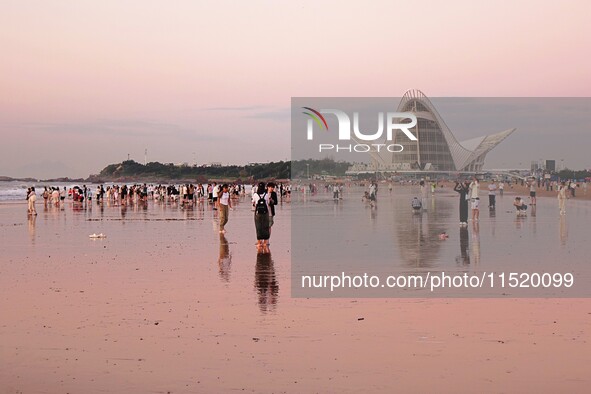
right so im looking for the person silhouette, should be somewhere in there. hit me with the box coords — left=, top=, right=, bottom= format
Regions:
left=454, top=180, right=470, bottom=225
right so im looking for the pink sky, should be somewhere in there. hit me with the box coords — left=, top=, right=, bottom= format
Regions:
left=1, top=1, right=590, bottom=177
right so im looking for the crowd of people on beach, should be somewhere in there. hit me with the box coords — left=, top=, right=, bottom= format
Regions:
left=451, top=176, right=582, bottom=222
left=20, top=173, right=586, bottom=288
left=25, top=181, right=291, bottom=254
left=336, top=174, right=584, bottom=225
left=20, top=175, right=586, bottom=310
left=291, top=175, right=585, bottom=223
left=24, top=176, right=585, bottom=259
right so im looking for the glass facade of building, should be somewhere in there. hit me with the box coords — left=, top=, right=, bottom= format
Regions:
left=392, top=99, right=456, bottom=171
left=385, top=90, right=515, bottom=173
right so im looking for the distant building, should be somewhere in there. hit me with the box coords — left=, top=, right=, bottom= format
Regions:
left=390, top=90, right=515, bottom=172
left=347, top=89, right=516, bottom=174
left=208, top=162, right=222, bottom=167
left=546, top=160, right=556, bottom=172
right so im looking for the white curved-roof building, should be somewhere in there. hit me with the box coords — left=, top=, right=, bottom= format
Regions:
left=356, top=90, right=515, bottom=173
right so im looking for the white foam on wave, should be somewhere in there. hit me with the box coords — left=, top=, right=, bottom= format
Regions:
left=0, top=183, right=29, bottom=201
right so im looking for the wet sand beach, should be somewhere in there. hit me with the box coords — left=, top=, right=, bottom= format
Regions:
left=1, top=190, right=590, bottom=393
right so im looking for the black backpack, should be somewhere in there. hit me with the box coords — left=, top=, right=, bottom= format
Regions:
left=255, top=193, right=268, bottom=215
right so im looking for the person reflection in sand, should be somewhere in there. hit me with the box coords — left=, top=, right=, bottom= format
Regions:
left=120, top=203, right=127, bottom=219
left=456, top=226, right=470, bottom=265
left=255, top=250, right=278, bottom=313
left=28, top=214, right=36, bottom=243
left=218, top=234, right=232, bottom=282
left=559, top=215, right=568, bottom=246
left=471, top=221, right=480, bottom=265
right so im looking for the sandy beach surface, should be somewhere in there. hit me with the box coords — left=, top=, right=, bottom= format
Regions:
left=1, top=188, right=590, bottom=393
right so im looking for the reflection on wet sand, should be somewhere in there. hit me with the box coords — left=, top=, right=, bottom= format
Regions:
left=395, top=200, right=452, bottom=269
left=218, top=234, right=232, bottom=282
left=560, top=215, right=568, bottom=245
left=487, top=204, right=497, bottom=238
left=514, top=214, right=526, bottom=230
left=183, top=204, right=195, bottom=221
left=530, top=205, right=537, bottom=235
left=488, top=206, right=496, bottom=218
left=456, top=226, right=470, bottom=265
left=471, top=222, right=480, bottom=265
left=254, top=251, right=278, bottom=313
left=27, top=214, right=36, bottom=243
left=369, top=204, right=377, bottom=222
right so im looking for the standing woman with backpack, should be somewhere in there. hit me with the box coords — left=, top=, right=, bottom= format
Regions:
left=253, top=182, right=270, bottom=251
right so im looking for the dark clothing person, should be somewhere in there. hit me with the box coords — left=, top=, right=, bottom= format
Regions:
left=269, top=190, right=278, bottom=216
left=254, top=212, right=270, bottom=241
left=253, top=183, right=271, bottom=243
left=454, top=182, right=470, bottom=223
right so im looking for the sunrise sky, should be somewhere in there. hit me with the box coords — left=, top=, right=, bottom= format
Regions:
left=1, top=0, right=590, bottom=178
